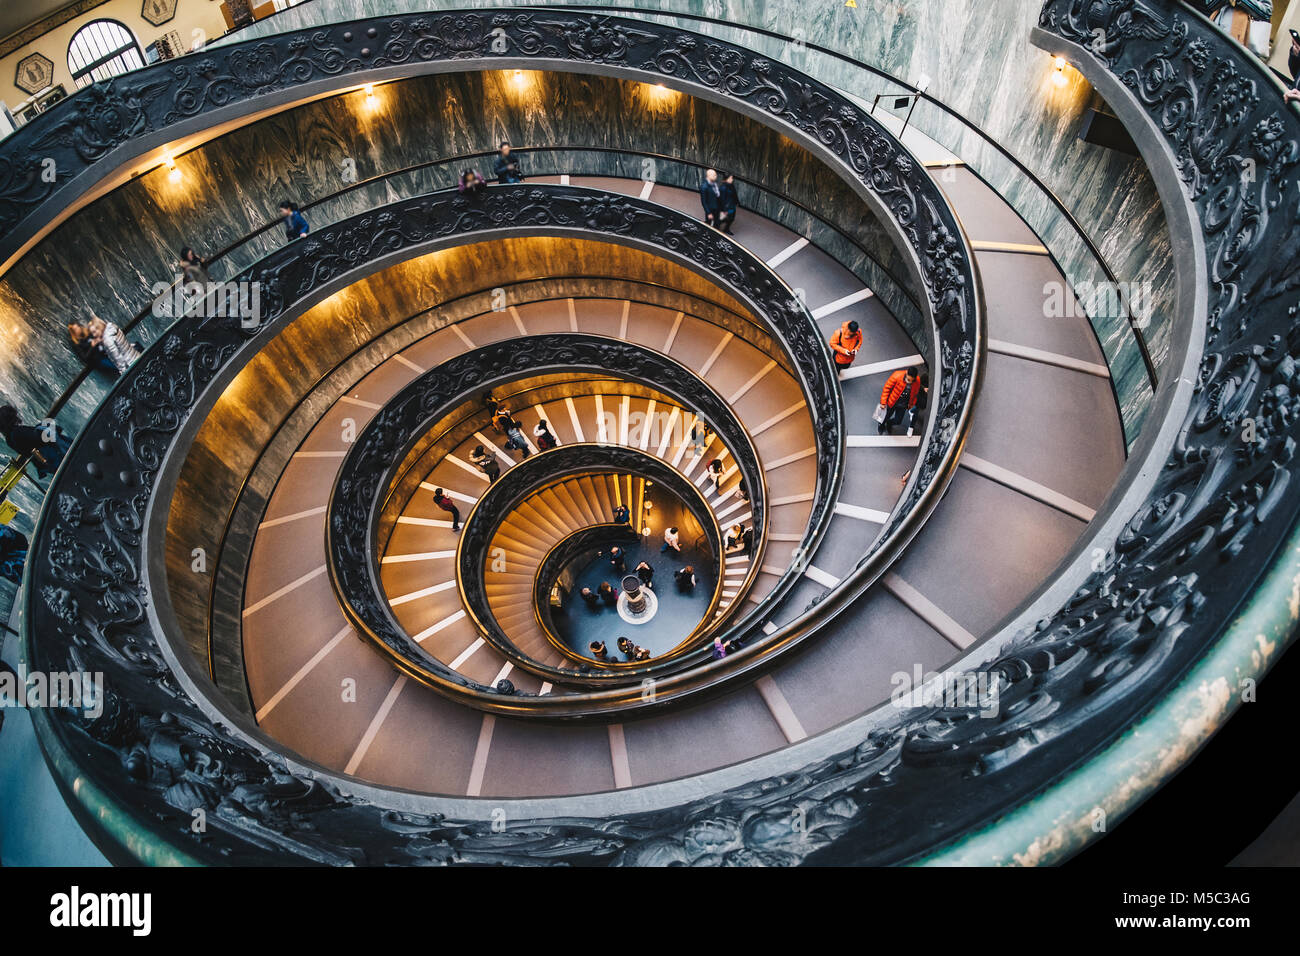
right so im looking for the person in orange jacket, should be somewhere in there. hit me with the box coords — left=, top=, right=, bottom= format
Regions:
left=879, top=366, right=921, bottom=435
left=829, top=320, right=863, bottom=369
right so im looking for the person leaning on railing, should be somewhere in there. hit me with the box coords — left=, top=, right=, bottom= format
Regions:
left=493, top=142, right=525, bottom=184
left=67, top=321, right=117, bottom=375
left=178, top=246, right=211, bottom=285
left=86, top=315, right=142, bottom=375
left=458, top=169, right=487, bottom=197
left=278, top=200, right=309, bottom=242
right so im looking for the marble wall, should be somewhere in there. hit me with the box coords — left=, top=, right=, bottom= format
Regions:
left=231, top=0, right=1177, bottom=442
left=0, top=68, right=917, bottom=444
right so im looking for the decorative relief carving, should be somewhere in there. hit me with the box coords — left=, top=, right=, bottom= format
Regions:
left=16, top=11, right=989, bottom=864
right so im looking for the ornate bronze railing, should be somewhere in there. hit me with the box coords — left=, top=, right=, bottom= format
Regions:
left=331, top=334, right=763, bottom=691
left=20, top=10, right=985, bottom=863
left=453, top=444, right=724, bottom=675
left=532, top=522, right=643, bottom=667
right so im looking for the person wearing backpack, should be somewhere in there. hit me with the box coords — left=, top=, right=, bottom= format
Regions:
left=829, top=320, right=863, bottom=370
left=534, top=419, right=558, bottom=450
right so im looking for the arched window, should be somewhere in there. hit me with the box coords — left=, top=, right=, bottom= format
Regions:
left=67, top=20, right=144, bottom=89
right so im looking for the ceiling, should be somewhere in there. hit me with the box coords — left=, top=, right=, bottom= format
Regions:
left=0, top=0, right=95, bottom=48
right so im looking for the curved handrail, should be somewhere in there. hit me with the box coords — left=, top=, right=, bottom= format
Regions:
left=206, top=280, right=781, bottom=691
left=22, top=10, right=982, bottom=862
left=508, top=0, right=1159, bottom=387
left=531, top=523, right=645, bottom=668
left=5, top=141, right=914, bottom=508
left=14, top=0, right=1297, bottom=869
left=454, top=444, right=725, bottom=674
left=344, top=334, right=766, bottom=688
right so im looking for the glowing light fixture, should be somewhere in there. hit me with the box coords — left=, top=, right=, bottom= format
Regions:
left=165, top=155, right=180, bottom=183
left=1052, top=57, right=1068, bottom=88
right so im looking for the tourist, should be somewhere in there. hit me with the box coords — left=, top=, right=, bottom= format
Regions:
left=661, top=526, right=681, bottom=554
left=907, top=372, right=930, bottom=436
left=712, top=637, right=728, bottom=659
left=580, top=586, right=600, bottom=609
left=458, top=169, right=487, bottom=197
left=534, top=419, right=558, bottom=450
left=609, top=546, right=627, bottom=573
left=612, top=503, right=630, bottom=524
left=279, top=201, right=309, bottom=242
left=598, top=581, right=618, bottom=606
left=590, top=640, right=609, bottom=662
left=674, top=565, right=697, bottom=593
left=617, top=636, right=635, bottom=659
left=1287, top=29, right=1300, bottom=104
left=493, top=141, right=525, bottom=183
left=67, top=322, right=116, bottom=374
left=635, top=559, right=654, bottom=588
left=878, top=366, right=922, bottom=435
left=632, top=644, right=651, bottom=662
left=432, top=487, right=461, bottom=532
left=829, top=320, right=864, bottom=370
left=707, top=457, right=725, bottom=493
left=499, top=411, right=531, bottom=458
left=718, top=171, right=739, bottom=234
left=725, top=523, right=746, bottom=555
left=736, top=479, right=750, bottom=503
left=87, top=315, right=141, bottom=374
left=178, top=246, right=210, bottom=286
left=469, top=444, right=500, bottom=482
left=698, top=168, right=723, bottom=229
left=689, top=420, right=712, bottom=455
left=0, top=404, right=70, bottom=479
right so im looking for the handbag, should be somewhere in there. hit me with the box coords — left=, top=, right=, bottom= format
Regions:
left=1247, top=18, right=1271, bottom=56
left=873, top=403, right=888, bottom=424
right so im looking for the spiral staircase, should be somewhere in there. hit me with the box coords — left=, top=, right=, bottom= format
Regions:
left=0, top=0, right=1295, bottom=866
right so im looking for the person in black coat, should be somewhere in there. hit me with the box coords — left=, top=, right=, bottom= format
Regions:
left=674, top=565, right=697, bottom=593
left=699, top=168, right=723, bottom=228
left=635, top=559, right=654, bottom=589
left=609, top=546, right=627, bottom=574
left=718, top=172, right=739, bottom=234
left=493, top=142, right=525, bottom=183
left=0, top=405, right=69, bottom=479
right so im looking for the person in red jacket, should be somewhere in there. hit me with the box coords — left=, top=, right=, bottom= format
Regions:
left=829, top=320, right=863, bottom=370
left=879, top=366, right=921, bottom=435
left=431, top=487, right=461, bottom=532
